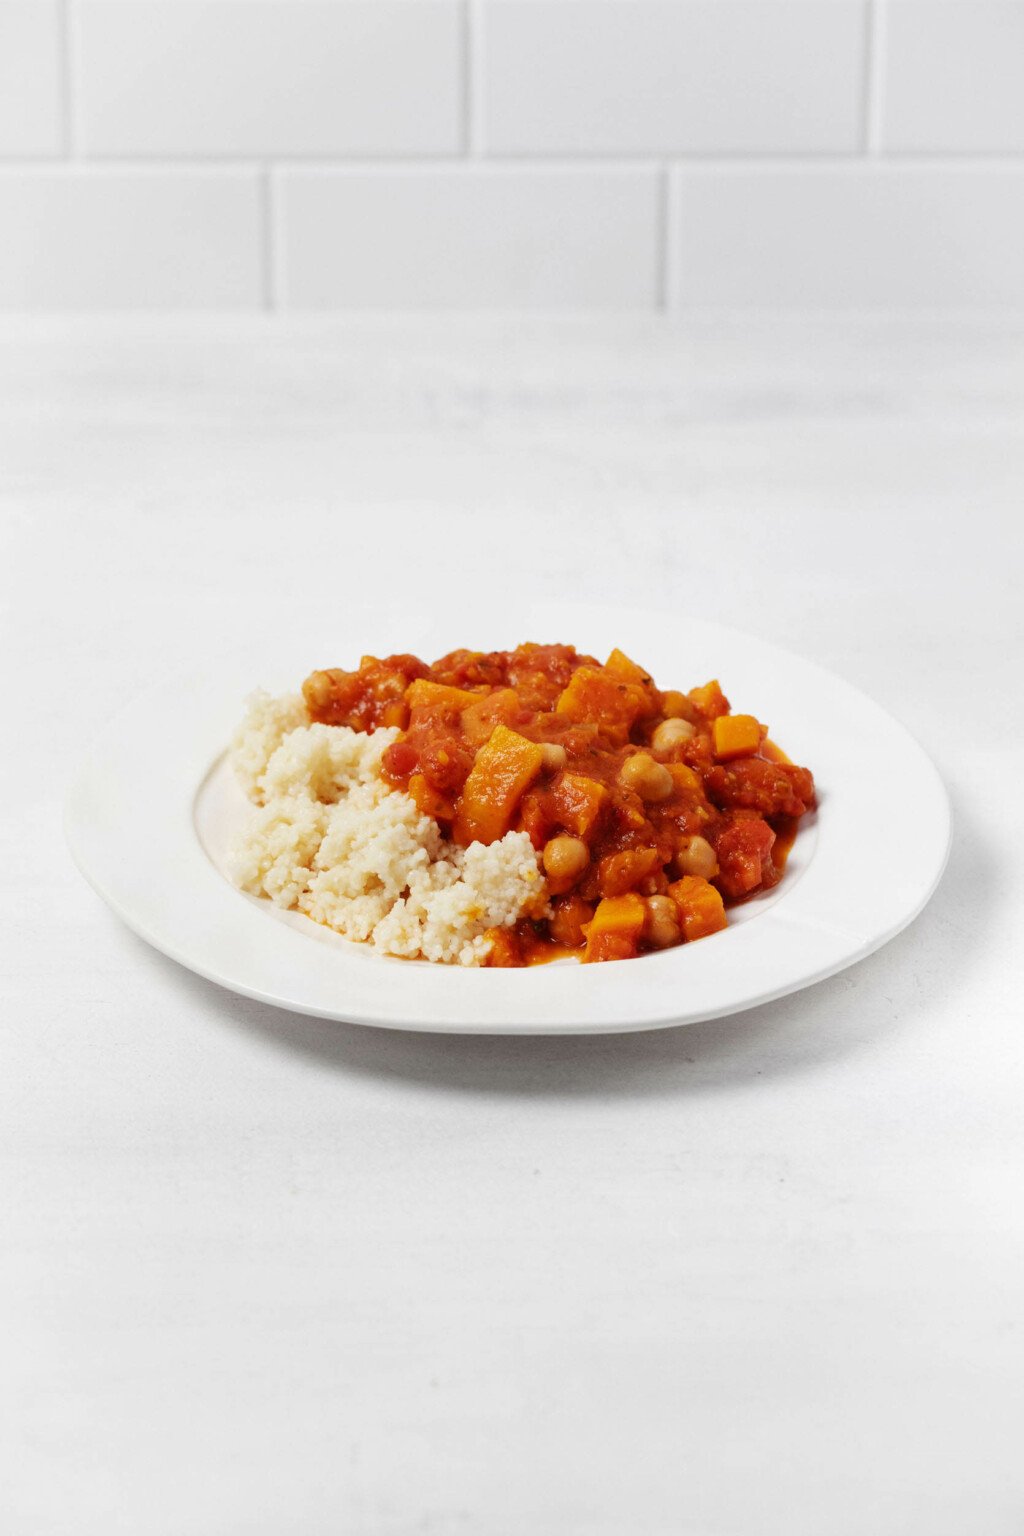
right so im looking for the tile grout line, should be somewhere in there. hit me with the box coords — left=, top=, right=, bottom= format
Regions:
left=0, top=158, right=272, bottom=173
left=3, top=153, right=1023, bottom=174
left=864, top=0, right=886, bottom=155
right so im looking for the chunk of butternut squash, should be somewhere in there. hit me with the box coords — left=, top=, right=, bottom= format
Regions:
left=712, top=713, right=761, bottom=761
left=549, top=771, right=607, bottom=838
left=582, top=893, right=646, bottom=962
left=555, top=666, right=647, bottom=737
left=407, top=772, right=455, bottom=823
left=459, top=687, right=523, bottom=747
left=688, top=679, right=730, bottom=721
left=405, top=679, right=481, bottom=715
left=659, top=688, right=694, bottom=721
left=452, top=725, right=545, bottom=846
left=668, top=762, right=702, bottom=795
left=597, top=846, right=660, bottom=898
left=604, top=648, right=651, bottom=685
left=667, top=876, right=727, bottom=942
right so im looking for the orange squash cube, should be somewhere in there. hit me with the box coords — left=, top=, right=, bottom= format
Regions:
left=459, top=687, right=523, bottom=747
left=585, top=934, right=636, bottom=964
left=668, top=762, right=702, bottom=795
left=667, top=876, right=727, bottom=942
left=582, top=893, right=646, bottom=962
left=586, top=892, right=646, bottom=937
left=549, top=772, right=607, bottom=838
left=407, top=772, right=455, bottom=823
left=688, top=679, right=730, bottom=720
left=604, top=648, right=651, bottom=685
left=405, top=678, right=481, bottom=715
left=555, top=666, right=647, bottom=736
left=712, top=713, right=761, bottom=761
left=597, top=846, right=661, bottom=898
left=453, top=725, right=544, bottom=846
left=659, top=689, right=691, bottom=719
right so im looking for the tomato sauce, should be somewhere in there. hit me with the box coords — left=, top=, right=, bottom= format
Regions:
left=303, top=644, right=815, bottom=966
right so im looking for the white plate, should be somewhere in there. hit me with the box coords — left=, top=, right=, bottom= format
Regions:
left=65, top=602, right=950, bottom=1035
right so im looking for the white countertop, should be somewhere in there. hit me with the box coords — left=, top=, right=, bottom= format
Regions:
left=2, top=316, right=1021, bottom=1535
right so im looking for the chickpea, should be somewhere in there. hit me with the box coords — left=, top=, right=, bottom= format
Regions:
left=540, top=742, right=568, bottom=774
left=651, top=717, right=696, bottom=756
left=618, top=751, right=674, bottom=802
left=644, top=895, right=681, bottom=950
left=676, top=834, right=719, bottom=880
left=542, top=835, right=590, bottom=882
left=303, top=669, right=333, bottom=710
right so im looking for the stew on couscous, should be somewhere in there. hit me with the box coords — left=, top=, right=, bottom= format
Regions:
left=300, top=643, right=815, bottom=966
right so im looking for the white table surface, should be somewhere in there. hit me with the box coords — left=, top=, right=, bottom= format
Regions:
left=2, top=315, right=1021, bottom=1536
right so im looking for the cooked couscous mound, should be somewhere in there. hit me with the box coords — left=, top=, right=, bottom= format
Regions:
left=229, top=691, right=546, bottom=965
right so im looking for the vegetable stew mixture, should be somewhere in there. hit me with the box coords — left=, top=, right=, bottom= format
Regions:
left=303, top=644, right=815, bottom=967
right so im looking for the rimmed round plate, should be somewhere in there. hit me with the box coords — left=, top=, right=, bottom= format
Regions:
left=65, top=602, right=950, bottom=1035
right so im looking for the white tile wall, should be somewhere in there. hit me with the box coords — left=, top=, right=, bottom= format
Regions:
left=482, top=1, right=866, bottom=155
left=1, top=0, right=1024, bottom=309
left=278, top=166, right=659, bottom=309
left=0, top=2, right=63, bottom=155
left=883, top=2, right=1024, bottom=154
left=670, top=166, right=1024, bottom=309
left=76, top=1, right=463, bottom=157
left=0, top=169, right=262, bottom=308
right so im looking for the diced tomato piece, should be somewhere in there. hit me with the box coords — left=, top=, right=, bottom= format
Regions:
left=431, top=650, right=509, bottom=689
left=712, top=817, right=778, bottom=899
left=418, top=734, right=473, bottom=793
left=381, top=739, right=418, bottom=780
left=705, top=758, right=814, bottom=818
left=506, top=644, right=587, bottom=695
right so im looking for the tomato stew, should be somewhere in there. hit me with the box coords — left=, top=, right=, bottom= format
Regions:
left=303, top=644, right=815, bottom=966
